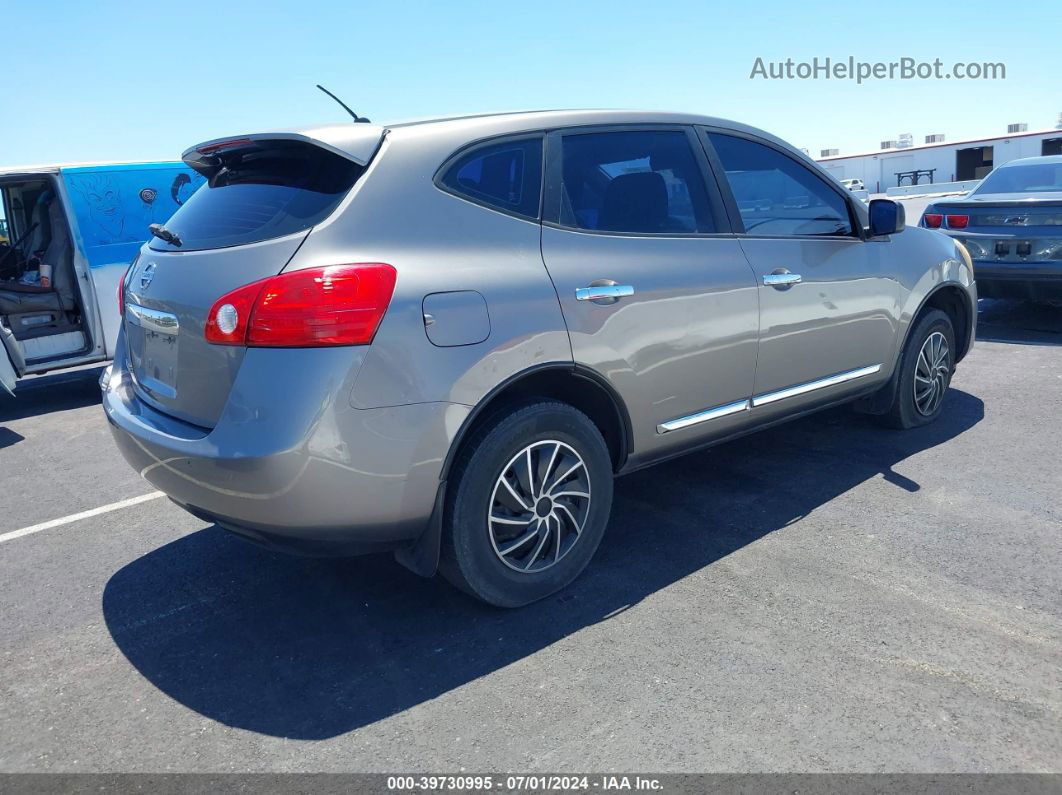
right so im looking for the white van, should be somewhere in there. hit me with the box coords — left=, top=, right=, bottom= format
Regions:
left=0, top=162, right=203, bottom=394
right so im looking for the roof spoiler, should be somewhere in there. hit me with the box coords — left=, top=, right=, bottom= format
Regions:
left=182, top=125, right=386, bottom=176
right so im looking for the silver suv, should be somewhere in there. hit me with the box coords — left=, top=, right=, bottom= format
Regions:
left=103, top=111, right=977, bottom=607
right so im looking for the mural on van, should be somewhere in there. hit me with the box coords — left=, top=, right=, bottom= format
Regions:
left=62, top=164, right=205, bottom=269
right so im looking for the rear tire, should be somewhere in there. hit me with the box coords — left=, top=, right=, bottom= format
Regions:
left=440, top=400, right=614, bottom=608
left=879, top=308, right=955, bottom=429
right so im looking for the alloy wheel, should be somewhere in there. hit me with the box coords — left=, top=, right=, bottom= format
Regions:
left=487, top=440, right=591, bottom=572
left=913, top=331, right=950, bottom=416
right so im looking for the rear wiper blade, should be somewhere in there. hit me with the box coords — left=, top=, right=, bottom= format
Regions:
left=149, top=223, right=182, bottom=247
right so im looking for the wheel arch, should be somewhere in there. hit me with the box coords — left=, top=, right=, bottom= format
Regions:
left=915, top=282, right=974, bottom=364
left=857, top=281, right=974, bottom=416
left=917, top=282, right=972, bottom=363
left=396, top=363, right=632, bottom=578
left=439, top=362, right=632, bottom=481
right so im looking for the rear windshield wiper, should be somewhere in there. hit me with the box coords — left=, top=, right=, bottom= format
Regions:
left=149, top=223, right=182, bottom=247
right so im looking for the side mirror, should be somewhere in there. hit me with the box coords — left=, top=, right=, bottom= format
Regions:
left=868, top=199, right=905, bottom=236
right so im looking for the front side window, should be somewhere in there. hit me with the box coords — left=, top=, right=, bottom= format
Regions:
left=708, top=133, right=853, bottom=237
left=557, top=130, right=715, bottom=234
left=439, top=137, right=542, bottom=219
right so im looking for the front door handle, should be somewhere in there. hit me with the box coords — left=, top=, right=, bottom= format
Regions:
left=763, top=270, right=802, bottom=288
left=575, top=283, right=635, bottom=304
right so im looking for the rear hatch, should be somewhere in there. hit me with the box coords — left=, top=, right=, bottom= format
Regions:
left=930, top=198, right=1062, bottom=264
left=122, top=128, right=383, bottom=428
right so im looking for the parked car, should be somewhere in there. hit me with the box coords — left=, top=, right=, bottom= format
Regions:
left=102, top=111, right=977, bottom=607
left=841, top=178, right=865, bottom=191
left=920, top=155, right=1062, bottom=300
left=782, top=194, right=812, bottom=209
left=0, top=161, right=204, bottom=394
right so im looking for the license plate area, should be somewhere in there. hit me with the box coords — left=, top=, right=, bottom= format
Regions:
left=125, top=303, right=180, bottom=399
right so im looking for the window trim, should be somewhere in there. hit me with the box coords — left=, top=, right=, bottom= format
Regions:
left=541, top=124, right=732, bottom=238
left=0, top=186, right=14, bottom=242
left=433, top=132, right=546, bottom=222
left=697, top=126, right=865, bottom=241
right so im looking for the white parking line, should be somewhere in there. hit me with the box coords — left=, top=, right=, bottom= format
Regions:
left=0, top=492, right=165, bottom=544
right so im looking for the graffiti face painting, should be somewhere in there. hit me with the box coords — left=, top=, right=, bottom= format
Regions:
left=71, top=173, right=126, bottom=242
left=61, top=165, right=204, bottom=269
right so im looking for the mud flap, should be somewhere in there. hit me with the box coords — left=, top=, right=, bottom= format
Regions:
left=854, top=370, right=899, bottom=415
left=394, top=479, right=447, bottom=577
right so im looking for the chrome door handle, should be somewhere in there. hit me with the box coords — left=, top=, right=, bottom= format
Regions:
left=762, top=271, right=802, bottom=288
left=575, top=284, right=635, bottom=302
left=125, top=302, right=179, bottom=334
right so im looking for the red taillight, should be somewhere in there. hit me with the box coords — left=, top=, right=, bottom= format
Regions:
left=946, top=214, right=969, bottom=229
left=248, top=264, right=397, bottom=347
left=923, top=213, right=943, bottom=229
left=205, top=264, right=397, bottom=348
left=204, top=279, right=264, bottom=345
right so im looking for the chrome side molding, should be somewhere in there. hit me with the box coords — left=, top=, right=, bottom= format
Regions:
left=657, top=399, right=750, bottom=434
left=751, top=364, right=881, bottom=407
left=657, top=364, right=883, bottom=434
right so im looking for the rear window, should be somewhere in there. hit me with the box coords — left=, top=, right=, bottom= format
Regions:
left=438, top=136, right=542, bottom=219
left=975, top=162, right=1062, bottom=194
left=150, top=141, right=363, bottom=251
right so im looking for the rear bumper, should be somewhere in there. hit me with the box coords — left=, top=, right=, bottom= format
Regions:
left=938, top=229, right=1062, bottom=299
left=101, top=343, right=468, bottom=555
left=972, top=263, right=1062, bottom=300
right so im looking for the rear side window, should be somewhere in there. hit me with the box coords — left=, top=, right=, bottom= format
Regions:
left=556, top=130, right=715, bottom=234
left=150, top=140, right=363, bottom=252
left=439, top=137, right=542, bottom=219
left=708, top=133, right=853, bottom=237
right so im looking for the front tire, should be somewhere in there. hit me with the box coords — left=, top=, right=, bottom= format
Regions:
left=440, top=400, right=614, bottom=608
left=879, top=308, right=956, bottom=429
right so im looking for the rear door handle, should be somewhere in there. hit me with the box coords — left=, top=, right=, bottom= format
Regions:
left=575, top=284, right=635, bottom=303
left=762, top=270, right=802, bottom=288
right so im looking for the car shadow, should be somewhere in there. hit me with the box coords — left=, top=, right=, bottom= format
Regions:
left=103, top=389, right=983, bottom=741
left=0, top=365, right=106, bottom=423
left=976, top=298, right=1062, bottom=346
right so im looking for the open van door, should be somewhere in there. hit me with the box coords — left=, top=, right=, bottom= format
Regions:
left=0, top=353, right=15, bottom=395
left=0, top=319, right=26, bottom=395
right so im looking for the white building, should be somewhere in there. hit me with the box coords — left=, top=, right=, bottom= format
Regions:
left=815, top=126, right=1062, bottom=194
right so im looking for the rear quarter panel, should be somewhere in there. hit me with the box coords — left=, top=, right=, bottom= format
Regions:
left=281, top=127, right=573, bottom=411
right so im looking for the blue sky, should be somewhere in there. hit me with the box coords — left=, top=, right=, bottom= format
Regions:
left=5, top=0, right=1058, bottom=166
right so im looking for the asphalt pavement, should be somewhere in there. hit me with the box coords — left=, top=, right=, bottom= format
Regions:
left=0, top=299, right=1059, bottom=772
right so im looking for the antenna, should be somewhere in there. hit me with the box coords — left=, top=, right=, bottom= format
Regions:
left=316, top=84, right=371, bottom=124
